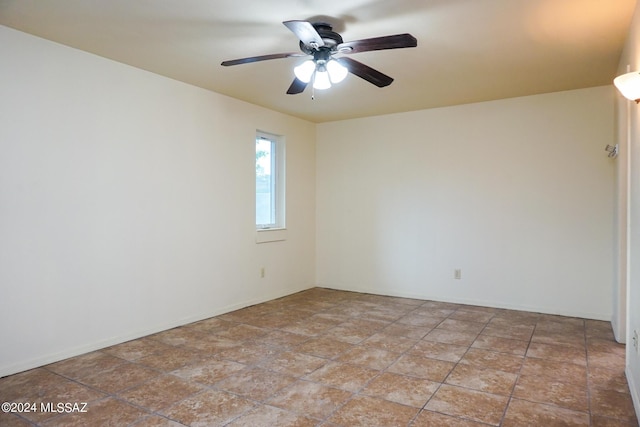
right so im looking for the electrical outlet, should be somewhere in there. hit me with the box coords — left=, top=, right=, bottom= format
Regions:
left=454, top=269, right=462, bottom=280
left=633, top=330, right=639, bottom=353
left=260, top=267, right=265, bottom=278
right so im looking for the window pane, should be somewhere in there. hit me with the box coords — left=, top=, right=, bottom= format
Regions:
left=256, top=138, right=275, bottom=227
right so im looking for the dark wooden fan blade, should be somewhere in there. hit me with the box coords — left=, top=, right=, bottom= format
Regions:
left=337, top=57, right=393, bottom=87
left=286, top=78, right=308, bottom=94
left=221, top=52, right=301, bottom=66
left=283, top=20, right=325, bottom=48
left=337, top=33, right=417, bottom=54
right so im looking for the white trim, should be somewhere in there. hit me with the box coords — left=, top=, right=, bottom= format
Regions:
left=256, top=228, right=288, bottom=243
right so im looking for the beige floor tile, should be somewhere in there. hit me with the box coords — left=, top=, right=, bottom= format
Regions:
left=513, top=374, right=589, bottom=412
left=45, top=351, right=125, bottom=381
left=294, top=336, right=354, bottom=359
left=215, top=341, right=280, bottom=365
left=148, top=327, right=210, bottom=347
left=590, top=415, right=640, bottom=426
left=131, top=415, right=187, bottom=426
left=0, top=413, right=34, bottom=427
left=323, top=324, right=376, bottom=344
left=76, top=362, right=159, bottom=394
left=588, top=365, right=631, bottom=393
left=258, top=350, right=328, bottom=377
left=589, top=388, right=639, bottom=423
left=213, top=366, right=297, bottom=401
left=423, top=329, right=478, bottom=346
left=268, top=380, right=352, bottom=420
left=471, top=334, right=529, bottom=356
left=526, top=342, right=587, bottom=366
left=588, top=350, right=627, bottom=370
left=118, top=374, right=203, bottom=412
left=226, top=405, right=317, bottom=427
left=183, top=316, right=233, bottom=334
left=425, top=384, right=509, bottom=425
left=395, top=313, right=443, bottom=328
left=336, top=345, right=400, bottom=370
left=387, top=354, right=455, bottom=382
left=445, top=363, right=518, bottom=395
left=587, top=338, right=626, bottom=355
left=135, top=346, right=204, bottom=372
left=0, top=368, right=72, bottom=401
left=180, top=334, right=239, bottom=354
left=338, top=317, right=390, bottom=333
left=531, top=330, right=586, bottom=349
left=502, top=398, right=589, bottom=426
left=459, top=348, right=524, bottom=374
left=282, top=317, right=340, bottom=336
left=381, top=322, right=432, bottom=339
left=482, top=324, right=535, bottom=341
left=259, top=330, right=309, bottom=349
left=214, top=324, right=269, bottom=341
left=411, top=409, right=490, bottom=426
left=7, top=380, right=106, bottom=424
left=436, top=318, right=487, bottom=334
left=520, top=357, right=588, bottom=387
left=360, top=307, right=407, bottom=323
left=41, top=397, right=149, bottom=427
left=360, top=332, right=418, bottom=353
left=448, top=309, right=495, bottom=323
left=586, top=319, right=615, bottom=336
left=409, top=340, right=468, bottom=363
left=414, top=303, right=457, bottom=316
left=101, top=337, right=172, bottom=361
left=304, top=361, right=378, bottom=392
left=489, top=312, right=538, bottom=324
left=536, top=317, right=584, bottom=332
left=328, top=395, right=419, bottom=427
left=242, top=311, right=302, bottom=329
left=160, top=389, right=256, bottom=426
left=360, top=372, right=439, bottom=407
left=171, top=357, right=246, bottom=386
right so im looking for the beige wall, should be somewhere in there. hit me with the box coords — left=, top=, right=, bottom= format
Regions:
left=0, top=26, right=316, bottom=376
left=317, top=86, right=615, bottom=320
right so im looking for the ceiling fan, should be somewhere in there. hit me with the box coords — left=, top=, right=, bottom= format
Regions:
left=221, top=20, right=417, bottom=95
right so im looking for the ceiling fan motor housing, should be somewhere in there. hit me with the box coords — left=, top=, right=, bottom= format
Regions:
left=299, top=22, right=343, bottom=55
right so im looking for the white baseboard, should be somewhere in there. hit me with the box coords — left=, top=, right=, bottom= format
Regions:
left=317, top=283, right=611, bottom=321
left=0, top=284, right=312, bottom=378
left=626, top=365, right=640, bottom=423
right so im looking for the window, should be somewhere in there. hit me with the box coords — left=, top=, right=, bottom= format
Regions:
left=256, top=132, right=285, bottom=229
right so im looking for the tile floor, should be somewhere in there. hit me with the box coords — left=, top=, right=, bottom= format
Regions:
left=1, top=287, right=638, bottom=426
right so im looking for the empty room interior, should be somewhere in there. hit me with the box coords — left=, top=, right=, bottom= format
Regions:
left=1, top=0, right=640, bottom=425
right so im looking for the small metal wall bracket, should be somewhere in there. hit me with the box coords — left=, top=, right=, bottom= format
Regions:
left=605, top=144, right=619, bottom=158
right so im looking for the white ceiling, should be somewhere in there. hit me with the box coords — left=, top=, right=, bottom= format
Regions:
left=0, top=0, right=636, bottom=122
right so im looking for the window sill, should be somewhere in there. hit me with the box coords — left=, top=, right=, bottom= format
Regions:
left=256, top=228, right=287, bottom=244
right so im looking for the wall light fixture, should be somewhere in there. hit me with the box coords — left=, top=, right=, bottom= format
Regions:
left=614, top=71, right=640, bottom=103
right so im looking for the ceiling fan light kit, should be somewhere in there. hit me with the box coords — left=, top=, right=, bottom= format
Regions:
left=221, top=20, right=417, bottom=96
left=294, top=58, right=348, bottom=89
left=313, top=66, right=332, bottom=90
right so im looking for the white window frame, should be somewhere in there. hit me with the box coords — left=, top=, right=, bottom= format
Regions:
left=255, top=131, right=285, bottom=235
